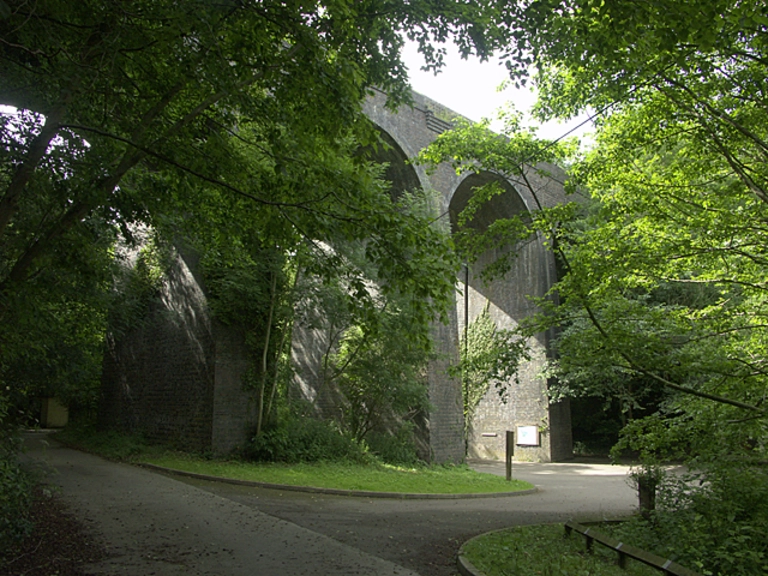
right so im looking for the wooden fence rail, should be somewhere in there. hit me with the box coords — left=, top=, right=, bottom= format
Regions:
left=564, top=521, right=701, bottom=576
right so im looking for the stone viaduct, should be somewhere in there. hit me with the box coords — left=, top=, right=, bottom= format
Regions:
left=99, top=89, right=573, bottom=463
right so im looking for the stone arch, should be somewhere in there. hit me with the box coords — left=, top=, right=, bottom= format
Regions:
left=451, top=171, right=571, bottom=462
left=449, top=172, right=530, bottom=234
left=361, top=127, right=423, bottom=200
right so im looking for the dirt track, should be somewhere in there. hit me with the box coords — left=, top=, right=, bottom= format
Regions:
left=22, top=432, right=637, bottom=576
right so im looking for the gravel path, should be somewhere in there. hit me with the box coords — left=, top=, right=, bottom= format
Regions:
left=20, top=432, right=638, bottom=576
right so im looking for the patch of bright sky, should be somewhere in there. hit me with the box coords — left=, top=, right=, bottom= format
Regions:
left=402, top=40, right=591, bottom=143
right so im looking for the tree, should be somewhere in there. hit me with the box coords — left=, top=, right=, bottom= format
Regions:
left=418, top=0, right=768, bottom=442
left=331, top=300, right=431, bottom=444
left=0, top=0, right=519, bottom=409
left=0, top=0, right=513, bottom=294
left=490, top=0, right=768, bottom=420
left=0, top=0, right=518, bottom=547
left=419, top=2, right=768, bottom=571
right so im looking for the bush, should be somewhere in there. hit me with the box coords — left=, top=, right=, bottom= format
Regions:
left=54, top=422, right=150, bottom=461
left=366, top=424, right=421, bottom=465
left=612, top=464, right=768, bottom=576
left=242, top=417, right=368, bottom=463
left=0, top=426, right=33, bottom=553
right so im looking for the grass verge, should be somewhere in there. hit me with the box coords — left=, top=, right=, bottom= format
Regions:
left=461, top=524, right=661, bottom=576
left=140, top=454, right=532, bottom=494
left=53, top=427, right=533, bottom=495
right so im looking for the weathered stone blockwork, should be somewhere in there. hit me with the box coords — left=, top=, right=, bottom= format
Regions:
left=289, top=89, right=573, bottom=462
left=99, top=245, right=252, bottom=454
left=100, top=90, right=572, bottom=462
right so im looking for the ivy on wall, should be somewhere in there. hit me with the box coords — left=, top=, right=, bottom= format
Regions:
left=457, top=300, right=530, bottom=441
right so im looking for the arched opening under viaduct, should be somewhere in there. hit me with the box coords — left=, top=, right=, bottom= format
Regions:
left=366, top=129, right=422, bottom=199
left=289, top=123, right=466, bottom=463
left=450, top=172, right=572, bottom=462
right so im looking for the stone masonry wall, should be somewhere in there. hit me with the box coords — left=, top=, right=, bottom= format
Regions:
left=99, top=89, right=571, bottom=462
left=99, top=244, right=253, bottom=454
left=99, top=247, right=215, bottom=451
left=425, top=308, right=465, bottom=463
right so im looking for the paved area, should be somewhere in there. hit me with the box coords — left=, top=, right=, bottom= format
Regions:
left=22, top=432, right=639, bottom=576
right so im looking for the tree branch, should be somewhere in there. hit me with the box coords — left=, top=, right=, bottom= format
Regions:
left=0, top=101, right=69, bottom=237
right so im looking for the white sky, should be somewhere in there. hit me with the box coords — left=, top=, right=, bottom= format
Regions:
left=402, top=40, right=591, bottom=142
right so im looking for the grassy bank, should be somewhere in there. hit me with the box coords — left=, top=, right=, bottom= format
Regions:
left=461, top=524, right=660, bottom=576
left=142, top=453, right=531, bottom=494
left=53, top=427, right=532, bottom=495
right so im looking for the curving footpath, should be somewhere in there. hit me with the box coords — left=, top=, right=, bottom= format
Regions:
left=21, top=431, right=638, bottom=576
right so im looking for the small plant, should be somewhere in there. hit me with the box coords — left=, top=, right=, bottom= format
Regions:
left=627, top=464, right=666, bottom=519
left=611, top=415, right=676, bottom=519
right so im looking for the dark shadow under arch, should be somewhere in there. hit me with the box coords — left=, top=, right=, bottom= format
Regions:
left=359, top=127, right=421, bottom=200
left=449, top=172, right=529, bottom=234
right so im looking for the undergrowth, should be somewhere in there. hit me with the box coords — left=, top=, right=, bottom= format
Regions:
left=0, top=429, right=33, bottom=554
left=462, top=524, right=661, bottom=576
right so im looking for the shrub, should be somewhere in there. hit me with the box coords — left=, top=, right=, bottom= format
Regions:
left=0, top=416, right=33, bottom=553
left=242, top=417, right=368, bottom=463
left=54, top=422, right=150, bottom=461
left=366, top=424, right=421, bottom=465
left=613, top=464, right=768, bottom=576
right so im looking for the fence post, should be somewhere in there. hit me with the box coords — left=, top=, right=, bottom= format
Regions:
left=506, top=430, right=514, bottom=481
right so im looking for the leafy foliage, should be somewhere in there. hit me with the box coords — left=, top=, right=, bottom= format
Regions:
left=331, top=305, right=430, bottom=443
left=0, top=1, right=520, bottom=541
left=458, top=301, right=530, bottom=438
left=54, top=421, right=152, bottom=461
left=365, top=424, right=421, bottom=465
left=613, top=461, right=768, bottom=576
left=0, top=408, right=32, bottom=553
left=0, top=0, right=513, bottom=418
left=416, top=1, right=768, bottom=571
left=242, top=415, right=368, bottom=464
left=417, top=117, right=577, bottom=279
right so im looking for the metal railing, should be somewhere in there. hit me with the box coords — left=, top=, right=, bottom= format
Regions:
left=564, top=521, right=701, bottom=576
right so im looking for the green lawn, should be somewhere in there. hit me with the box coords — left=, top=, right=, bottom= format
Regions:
left=140, top=453, right=533, bottom=494
left=52, top=427, right=533, bottom=495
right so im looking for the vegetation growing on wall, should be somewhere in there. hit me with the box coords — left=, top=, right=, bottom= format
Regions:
left=107, top=230, right=173, bottom=338
left=457, top=301, right=529, bottom=442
